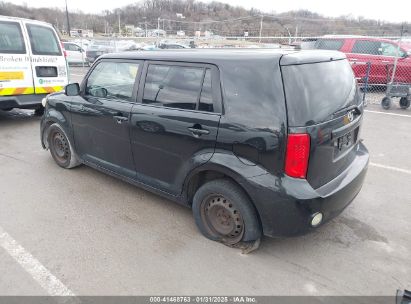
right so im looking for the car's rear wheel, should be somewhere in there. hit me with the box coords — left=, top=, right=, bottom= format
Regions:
left=192, top=179, right=261, bottom=247
left=47, top=123, right=80, bottom=169
left=381, top=97, right=391, bottom=110
left=399, top=97, right=410, bottom=109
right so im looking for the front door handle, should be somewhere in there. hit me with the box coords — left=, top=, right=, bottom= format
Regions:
left=114, top=115, right=128, bottom=124
left=188, top=127, right=210, bottom=137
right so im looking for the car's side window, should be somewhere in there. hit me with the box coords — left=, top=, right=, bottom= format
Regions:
left=143, top=64, right=205, bottom=111
left=380, top=42, right=405, bottom=57
left=314, top=39, right=344, bottom=50
left=86, top=61, right=139, bottom=102
left=351, top=40, right=381, bottom=55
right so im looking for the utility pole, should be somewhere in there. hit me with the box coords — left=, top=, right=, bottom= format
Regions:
left=65, top=0, right=70, bottom=35
left=259, top=15, right=263, bottom=43
left=118, top=14, right=121, bottom=36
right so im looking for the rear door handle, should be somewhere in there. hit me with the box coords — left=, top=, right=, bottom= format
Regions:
left=188, top=127, right=210, bottom=136
left=113, top=115, right=128, bottom=124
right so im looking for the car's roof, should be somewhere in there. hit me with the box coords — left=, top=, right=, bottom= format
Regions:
left=102, top=49, right=345, bottom=66
left=0, top=15, right=52, bottom=27
left=321, top=35, right=399, bottom=43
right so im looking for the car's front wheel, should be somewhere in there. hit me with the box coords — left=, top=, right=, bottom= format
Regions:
left=47, top=123, right=80, bottom=169
left=192, top=179, right=261, bottom=248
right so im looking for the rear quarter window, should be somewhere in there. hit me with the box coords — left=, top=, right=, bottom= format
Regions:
left=0, top=21, right=26, bottom=54
left=26, top=24, right=61, bottom=56
left=314, top=39, right=344, bottom=50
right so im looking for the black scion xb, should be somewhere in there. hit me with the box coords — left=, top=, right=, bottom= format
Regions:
left=40, top=49, right=369, bottom=250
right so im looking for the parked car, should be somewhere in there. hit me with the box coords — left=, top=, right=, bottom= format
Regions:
left=158, top=42, right=190, bottom=49
left=40, top=50, right=369, bottom=250
left=63, top=42, right=88, bottom=66
left=85, top=40, right=116, bottom=63
left=0, top=16, right=68, bottom=114
left=314, top=35, right=411, bottom=84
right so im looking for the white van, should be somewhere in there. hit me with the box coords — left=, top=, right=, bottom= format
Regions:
left=0, top=16, right=68, bottom=114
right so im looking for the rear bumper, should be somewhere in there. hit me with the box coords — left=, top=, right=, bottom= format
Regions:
left=242, top=142, right=369, bottom=238
left=0, top=94, right=47, bottom=110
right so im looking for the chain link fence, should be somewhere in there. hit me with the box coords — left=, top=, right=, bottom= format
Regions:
left=65, top=34, right=411, bottom=110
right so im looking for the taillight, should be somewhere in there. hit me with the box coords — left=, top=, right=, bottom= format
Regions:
left=61, top=42, right=67, bottom=57
left=285, top=133, right=310, bottom=179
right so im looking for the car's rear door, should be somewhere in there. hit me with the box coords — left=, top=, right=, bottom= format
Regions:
left=23, top=21, right=68, bottom=94
left=281, top=56, right=363, bottom=189
left=71, top=59, right=141, bottom=178
left=129, top=61, right=222, bottom=195
left=0, top=19, right=34, bottom=98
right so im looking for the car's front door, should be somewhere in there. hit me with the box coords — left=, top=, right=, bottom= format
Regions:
left=71, top=59, right=141, bottom=178
left=130, top=62, right=222, bottom=195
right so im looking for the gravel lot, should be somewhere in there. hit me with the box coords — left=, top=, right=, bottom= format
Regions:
left=0, top=66, right=410, bottom=296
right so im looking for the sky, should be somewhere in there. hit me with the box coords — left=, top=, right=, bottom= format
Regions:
left=7, top=0, right=411, bottom=23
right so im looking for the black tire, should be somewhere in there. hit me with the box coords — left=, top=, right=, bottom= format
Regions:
left=192, top=179, right=261, bottom=246
left=47, top=123, right=80, bottom=169
left=381, top=97, right=392, bottom=110
left=399, top=97, right=410, bottom=110
left=34, top=107, right=44, bottom=116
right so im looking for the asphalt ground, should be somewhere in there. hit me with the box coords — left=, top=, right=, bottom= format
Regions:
left=0, top=66, right=410, bottom=297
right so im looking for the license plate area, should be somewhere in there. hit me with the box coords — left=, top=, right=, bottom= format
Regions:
left=334, top=127, right=359, bottom=158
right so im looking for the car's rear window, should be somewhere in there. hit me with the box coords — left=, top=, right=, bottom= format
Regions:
left=26, top=24, right=61, bottom=56
left=282, top=59, right=357, bottom=127
left=314, top=39, right=344, bottom=50
left=0, top=21, right=26, bottom=54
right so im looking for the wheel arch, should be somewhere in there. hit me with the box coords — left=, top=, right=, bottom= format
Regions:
left=41, top=108, right=72, bottom=149
left=182, top=153, right=268, bottom=227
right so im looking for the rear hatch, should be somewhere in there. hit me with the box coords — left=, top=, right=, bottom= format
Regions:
left=281, top=51, right=363, bottom=189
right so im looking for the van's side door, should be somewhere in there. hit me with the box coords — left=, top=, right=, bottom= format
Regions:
left=130, top=62, right=222, bottom=195
left=71, top=59, right=141, bottom=178
left=23, top=22, right=68, bottom=94
left=0, top=20, right=34, bottom=98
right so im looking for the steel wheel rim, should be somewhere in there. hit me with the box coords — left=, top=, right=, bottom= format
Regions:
left=52, top=131, right=69, bottom=163
left=201, top=194, right=244, bottom=244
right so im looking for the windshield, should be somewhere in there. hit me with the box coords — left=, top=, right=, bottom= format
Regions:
left=282, top=59, right=358, bottom=127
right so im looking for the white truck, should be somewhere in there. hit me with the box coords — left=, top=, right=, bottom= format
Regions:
left=0, top=15, right=68, bottom=114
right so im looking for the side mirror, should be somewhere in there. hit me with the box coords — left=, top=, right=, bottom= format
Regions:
left=65, top=83, right=80, bottom=96
left=91, top=87, right=108, bottom=98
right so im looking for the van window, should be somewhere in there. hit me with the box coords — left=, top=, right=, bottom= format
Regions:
left=351, top=40, right=381, bottom=55
left=314, top=39, right=344, bottom=50
left=0, top=21, right=26, bottom=54
left=143, top=65, right=204, bottom=110
left=282, top=59, right=357, bottom=126
left=26, top=24, right=61, bottom=56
